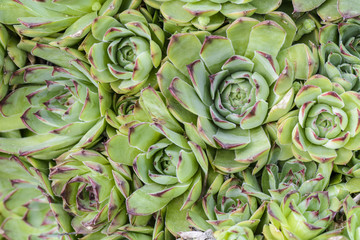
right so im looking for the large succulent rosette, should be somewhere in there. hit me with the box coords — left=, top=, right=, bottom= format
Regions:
left=49, top=147, right=147, bottom=236
left=88, top=9, right=164, bottom=95
left=243, top=159, right=332, bottom=203
left=277, top=75, right=360, bottom=164
left=0, top=154, right=73, bottom=240
left=187, top=174, right=266, bottom=232
left=144, top=0, right=282, bottom=32
left=0, top=0, right=142, bottom=47
left=0, top=43, right=106, bottom=159
left=157, top=14, right=315, bottom=174
left=265, top=190, right=341, bottom=240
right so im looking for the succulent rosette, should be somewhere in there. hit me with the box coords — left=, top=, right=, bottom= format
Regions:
left=187, top=174, right=266, bottom=232
left=157, top=13, right=313, bottom=174
left=0, top=154, right=73, bottom=240
left=49, top=146, right=149, bottom=236
left=144, top=0, right=282, bottom=32
left=344, top=195, right=360, bottom=240
left=0, top=0, right=142, bottom=47
left=277, top=74, right=360, bottom=164
left=105, top=86, right=208, bottom=231
left=88, top=9, right=164, bottom=95
left=104, top=92, right=152, bottom=139
left=243, top=159, right=332, bottom=203
left=318, top=39, right=360, bottom=91
left=265, top=190, right=341, bottom=240
left=291, top=0, right=360, bottom=22
left=0, top=43, right=106, bottom=159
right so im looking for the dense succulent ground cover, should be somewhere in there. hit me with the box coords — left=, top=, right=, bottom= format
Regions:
left=1, top=0, right=360, bottom=239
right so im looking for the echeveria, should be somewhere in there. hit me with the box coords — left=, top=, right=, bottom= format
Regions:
left=158, top=14, right=305, bottom=173
left=88, top=9, right=164, bottom=95
left=277, top=75, right=360, bottom=164
left=0, top=0, right=142, bottom=47
left=265, top=190, right=341, bottom=240
left=0, top=43, right=106, bottom=159
left=187, top=174, right=266, bottom=231
left=144, top=0, right=282, bottom=32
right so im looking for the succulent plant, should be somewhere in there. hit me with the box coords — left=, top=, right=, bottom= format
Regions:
left=0, top=43, right=106, bottom=159
left=144, top=0, right=282, bottom=32
left=0, top=154, right=73, bottom=240
left=0, top=0, right=142, bottom=47
left=1, top=0, right=360, bottom=239
left=88, top=9, right=164, bottom=95
left=277, top=75, right=360, bottom=164
left=243, top=159, right=332, bottom=202
left=158, top=14, right=310, bottom=174
left=49, top=146, right=150, bottom=236
left=105, top=86, right=208, bottom=226
left=187, top=174, right=266, bottom=232
left=291, top=0, right=360, bottom=22
left=265, top=190, right=341, bottom=240
left=317, top=19, right=360, bottom=91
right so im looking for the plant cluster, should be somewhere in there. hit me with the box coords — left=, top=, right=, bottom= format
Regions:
left=0, top=0, right=360, bottom=239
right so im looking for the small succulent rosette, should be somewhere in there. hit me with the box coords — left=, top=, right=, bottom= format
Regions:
left=157, top=13, right=317, bottom=174
left=0, top=0, right=142, bottom=47
left=242, top=159, right=332, bottom=203
left=104, top=92, right=152, bottom=139
left=265, top=190, right=341, bottom=240
left=187, top=174, right=266, bottom=233
left=87, top=9, right=164, bottom=95
left=49, top=147, right=150, bottom=236
left=291, top=0, right=360, bottom=22
left=0, top=42, right=107, bottom=159
left=144, top=0, right=282, bottom=32
left=319, top=19, right=360, bottom=91
left=277, top=75, right=360, bottom=164
left=0, top=154, right=72, bottom=240
left=344, top=196, right=360, bottom=240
